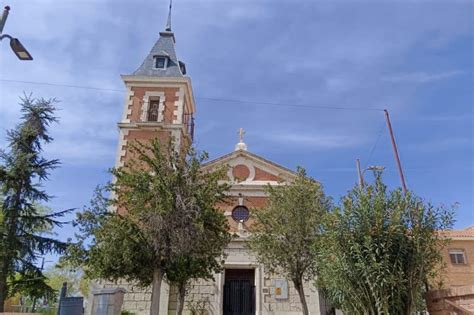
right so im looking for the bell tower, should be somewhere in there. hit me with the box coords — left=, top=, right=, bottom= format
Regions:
left=116, top=6, right=195, bottom=167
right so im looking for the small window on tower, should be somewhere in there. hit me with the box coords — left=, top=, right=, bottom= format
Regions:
left=154, top=56, right=167, bottom=69
left=147, top=99, right=160, bottom=122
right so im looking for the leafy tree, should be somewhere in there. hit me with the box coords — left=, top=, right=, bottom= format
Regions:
left=165, top=201, right=232, bottom=315
left=248, top=168, right=331, bottom=315
left=0, top=95, right=71, bottom=312
left=45, top=266, right=89, bottom=298
left=317, top=173, right=454, bottom=314
left=66, top=139, right=231, bottom=315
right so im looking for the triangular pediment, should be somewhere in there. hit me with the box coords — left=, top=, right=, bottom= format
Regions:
left=202, top=150, right=296, bottom=184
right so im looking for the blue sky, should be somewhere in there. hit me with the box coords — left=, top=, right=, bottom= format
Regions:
left=0, top=0, right=473, bottom=264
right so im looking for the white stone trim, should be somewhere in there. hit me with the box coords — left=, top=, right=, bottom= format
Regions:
left=141, top=91, right=165, bottom=122
left=109, top=128, right=130, bottom=213
left=118, top=122, right=183, bottom=130
left=115, top=128, right=130, bottom=168
left=256, top=265, right=263, bottom=315
left=226, top=191, right=268, bottom=197
left=121, top=87, right=134, bottom=123
left=218, top=262, right=262, bottom=315
left=121, top=75, right=196, bottom=114
left=226, top=156, right=256, bottom=183
left=121, top=75, right=191, bottom=84
left=202, top=150, right=297, bottom=182
left=230, top=180, right=283, bottom=186
left=219, top=181, right=283, bottom=188
left=159, top=281, right=169, bottom=315
left=172, top=87, right=184, bottom=124
left=171, top=129, right=181, bottom=151
left=153, top=55, right=169, bottom=70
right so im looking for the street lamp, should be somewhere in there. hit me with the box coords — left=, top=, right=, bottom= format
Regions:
left=356, top=159, right=385, bottom=188
left=0, top=6, right=33, bottom=60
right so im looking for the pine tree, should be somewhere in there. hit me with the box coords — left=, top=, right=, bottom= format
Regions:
left=0, top=95, right=71, bottom=312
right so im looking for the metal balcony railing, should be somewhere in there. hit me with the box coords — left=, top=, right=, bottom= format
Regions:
left=183, top=113, right=195, bottom=142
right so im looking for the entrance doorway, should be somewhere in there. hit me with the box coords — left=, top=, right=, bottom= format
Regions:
left=223, top=269, right=256, bottom=315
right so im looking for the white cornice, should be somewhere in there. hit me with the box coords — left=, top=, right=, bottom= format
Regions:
left=117, top=122, right=192, bottom=144
left=118, top=122, right=185, bottom=130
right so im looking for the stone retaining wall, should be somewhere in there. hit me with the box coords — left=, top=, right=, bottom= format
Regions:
left=426, top=285, right=474, bottom=314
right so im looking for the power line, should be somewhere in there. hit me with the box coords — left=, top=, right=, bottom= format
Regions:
left=0, top=79, right=124, bottom=93
left=364, top=120, right=386, bottom=169
left=0, top=79, right=384, bottom=112
left=198, top=97, right=384, bottom=111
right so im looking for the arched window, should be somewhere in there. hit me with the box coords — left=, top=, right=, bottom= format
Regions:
left=147, top=99, right=160, bottom=122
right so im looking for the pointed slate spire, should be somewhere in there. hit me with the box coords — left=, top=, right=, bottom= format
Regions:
left=165, top=0, right=172, bottom=31
left=132, top=0, right=186, bottom=77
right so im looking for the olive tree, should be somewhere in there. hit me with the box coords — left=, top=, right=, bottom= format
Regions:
left=248, top=168, right=331, bottom=315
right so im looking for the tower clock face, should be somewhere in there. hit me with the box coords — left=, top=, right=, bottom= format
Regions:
left=232, top=205, right=250, bottom=222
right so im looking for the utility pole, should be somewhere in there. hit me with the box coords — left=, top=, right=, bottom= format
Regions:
left=356, top=160, right=385, bottom=188
left=356, top=158, right=364, bottom=188
left=0, top=5, right=9, bottom=33
left=384, top=109, right=408, bottom=194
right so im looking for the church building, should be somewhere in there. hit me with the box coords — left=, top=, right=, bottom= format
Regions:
left=104, top=10, right=335, bottom=315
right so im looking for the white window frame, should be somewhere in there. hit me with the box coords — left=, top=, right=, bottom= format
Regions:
left=154, top=56, right=168, bottom=70
left=141, top=92, right=165, bottom=122
left=449, top=249, right=467, bottom=265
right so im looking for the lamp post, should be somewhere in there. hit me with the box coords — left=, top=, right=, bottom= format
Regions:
left=0, top=5, right=33, bottom=60
left=356, top=158, right=385, bottom=188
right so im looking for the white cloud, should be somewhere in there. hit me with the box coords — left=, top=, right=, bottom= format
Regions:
left=407, top=137, right=472, bottom=153
left=260, top=131, right=367, bottom=149
left=381, top=71, right=464, bottom=83
left=45, top=138, right=116, bottom=166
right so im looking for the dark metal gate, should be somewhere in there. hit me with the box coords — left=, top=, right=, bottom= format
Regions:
left=223, top=279, right=255, bottom=315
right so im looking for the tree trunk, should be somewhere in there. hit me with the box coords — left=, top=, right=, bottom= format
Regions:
left=0, top=275, right=6, bottom=313
left=293, top=279, right=309, bottom=315
left=0, top=216, right=16, bottom=313
left=176, top=283, right=186, bottom=315
left=150, top=269, right=164, bottom=315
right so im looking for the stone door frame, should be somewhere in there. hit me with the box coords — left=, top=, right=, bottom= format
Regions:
left=217, top=263, right=263, bottom=315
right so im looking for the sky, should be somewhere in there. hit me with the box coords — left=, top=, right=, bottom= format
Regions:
left=0, top=0, right=473, bottom=265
